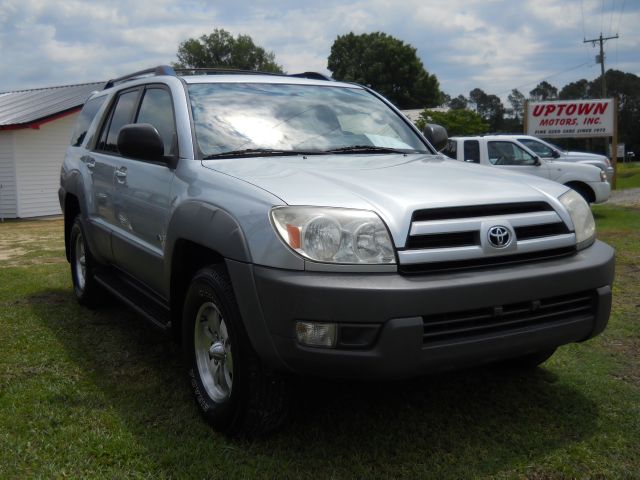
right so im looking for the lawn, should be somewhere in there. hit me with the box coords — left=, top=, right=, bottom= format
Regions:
left=1, top=205, right=639, bottom=479
left=616, top=161, right=640, bottom=190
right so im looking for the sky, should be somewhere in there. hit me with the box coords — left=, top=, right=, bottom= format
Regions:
left=1, top=0, right=638, bottom=104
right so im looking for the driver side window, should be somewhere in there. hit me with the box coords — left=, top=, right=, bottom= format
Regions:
left=488, top=141, right=537, bottom=166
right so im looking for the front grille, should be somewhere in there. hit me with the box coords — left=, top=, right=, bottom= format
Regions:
left=422, top=290, right=596, bottom=344
left=411, top=202, right=552, bottom=222
left=515, top=223, right=569, bottom=240
left=398, top=201, right=575, bottom=273
left=405, top=231, right=479, bottom=249
left=398, top=246, right=576, bottom=274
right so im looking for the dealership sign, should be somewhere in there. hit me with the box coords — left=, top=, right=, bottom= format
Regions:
left=526, top=99, right=614, bottom=138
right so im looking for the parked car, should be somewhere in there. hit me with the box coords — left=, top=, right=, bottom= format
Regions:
left=60, top=66, right=615, bottom=436
left=498, top=134, right=614, bottom=183
left=443, top=136, right=610, bottom=203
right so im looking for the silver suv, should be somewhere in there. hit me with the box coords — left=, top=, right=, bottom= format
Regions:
left=59, top=66, right=615, bottom=436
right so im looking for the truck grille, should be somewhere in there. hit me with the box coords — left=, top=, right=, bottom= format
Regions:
left=422, top=290, right=596, bottom=344
left=398, top=202, right=575, bottom=273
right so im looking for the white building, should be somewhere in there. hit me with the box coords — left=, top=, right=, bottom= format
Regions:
left=0, top=82, right=103, bottom=219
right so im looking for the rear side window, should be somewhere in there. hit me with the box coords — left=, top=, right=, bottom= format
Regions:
left=70, top=96, right=106, bottom=147
left=96, top=89, right=140, bottom=153
left=463, top=140, right=480, bottom=163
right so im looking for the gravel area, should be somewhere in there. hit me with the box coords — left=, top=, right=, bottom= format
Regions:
left=608, top=187, right=640, bottom=207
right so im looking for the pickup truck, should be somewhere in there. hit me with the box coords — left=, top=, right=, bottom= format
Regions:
left=60, top=66, right=615, bottom=436
left=498, top=134, right=614, bottom=183
left=443, top=136, right=611, bottom=203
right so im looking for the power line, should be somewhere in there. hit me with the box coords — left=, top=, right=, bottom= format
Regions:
left=495, top=61, right=595, bottom=97
left=609, top=0, right=616, bottom=36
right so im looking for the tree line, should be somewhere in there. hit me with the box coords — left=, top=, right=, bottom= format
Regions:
left=174, top=29, right=640, bottom=155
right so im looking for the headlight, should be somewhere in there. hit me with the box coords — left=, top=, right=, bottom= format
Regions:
left=271, top=206, right=396, bottom=264
left=559, top=189, right=595, bottom=248
left=599, top=169, right=607, bottom=182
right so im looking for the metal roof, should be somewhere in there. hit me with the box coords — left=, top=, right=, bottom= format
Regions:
left=0, top=82, right=105, bottom=128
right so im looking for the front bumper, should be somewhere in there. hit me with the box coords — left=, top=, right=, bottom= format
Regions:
left=227, top=240, right=614, bottom=379
left=589, top=180, right=611, bottom=203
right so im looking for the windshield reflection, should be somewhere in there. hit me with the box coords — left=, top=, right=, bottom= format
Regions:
left=188, top=83, right=428, bottom=157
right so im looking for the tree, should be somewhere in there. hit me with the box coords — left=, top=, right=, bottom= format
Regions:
left=468, top=88, right=504, bottom=131
left=174, top=28, right=283, bottom=73
left=529, top=81, right=558, bottom=101
left=415, top=109, right=489, bottom=136
left=327, top=32, right=442, bottom=109
left=507, top=89, right=526, bottom=121
left=448, top=95, right=468, bottom=110
left=559, top=79, right=590, bottom=100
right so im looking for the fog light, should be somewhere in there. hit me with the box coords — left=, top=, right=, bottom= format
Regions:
left=295, top=321, right=337, bottom=348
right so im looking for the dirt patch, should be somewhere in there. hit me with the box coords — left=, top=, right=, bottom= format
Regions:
left=0, top=218, right=65, bottom=265
left=608, top=188, right=640, bottom=207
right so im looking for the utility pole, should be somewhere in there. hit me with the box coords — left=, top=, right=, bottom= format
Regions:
left=584, top=33, right=619, bottom=97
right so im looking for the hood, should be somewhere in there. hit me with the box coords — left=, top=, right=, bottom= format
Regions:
left=565, top=150, right=608, bottom=161
left=203, top=154, right=568, bottom=246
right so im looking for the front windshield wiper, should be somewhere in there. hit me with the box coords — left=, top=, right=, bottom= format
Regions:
left=325, top=145, right=426, bottom=154
left=203, top=148, right=324, bottom=160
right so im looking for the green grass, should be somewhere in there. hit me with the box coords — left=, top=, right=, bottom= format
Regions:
left=616, top=161, right=640, bottom=189
left=1, top=211, right=639, bottom=479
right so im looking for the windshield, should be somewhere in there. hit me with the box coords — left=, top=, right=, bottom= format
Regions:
left=188, top=82, right=429, bottom=158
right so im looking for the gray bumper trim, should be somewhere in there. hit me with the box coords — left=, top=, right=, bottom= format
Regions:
left=230, top=240, right=614, bottom=378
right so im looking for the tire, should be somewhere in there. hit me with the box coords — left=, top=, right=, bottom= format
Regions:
left=69, top=216, right=102, bottom=307
left=503, top=348, right=556, bottom=370
left=182, top=265, right=289, bottom=437
left=568, top=183, right=593, bottom=204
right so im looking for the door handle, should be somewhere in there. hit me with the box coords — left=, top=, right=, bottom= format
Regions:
left=81, top=155, right=96, bottom=171
left=115, top=167, right=127, bottom=183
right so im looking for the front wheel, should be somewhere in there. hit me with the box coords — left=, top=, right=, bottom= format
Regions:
left=182, top=265, right=289, bottom=437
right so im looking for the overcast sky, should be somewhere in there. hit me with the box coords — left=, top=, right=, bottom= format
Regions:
left=1, top=0, right=638, bottom=103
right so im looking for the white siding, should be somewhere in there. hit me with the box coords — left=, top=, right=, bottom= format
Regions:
left=0, top=131, right=17, bottom=219
left=14, top=113, right=78, bottom=218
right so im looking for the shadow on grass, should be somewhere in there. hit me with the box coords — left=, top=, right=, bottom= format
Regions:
left=30, top=288, right=599, bottom=478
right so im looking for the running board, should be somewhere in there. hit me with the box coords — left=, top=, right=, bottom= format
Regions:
left=94, top=268, right=171, bottom=332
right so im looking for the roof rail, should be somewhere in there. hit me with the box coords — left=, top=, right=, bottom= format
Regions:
left=174, top=67, right=283, bottom=77
left=104, top=65, right=176, bottom=89
left=289, top=72, right=333, bottom=81
left=103, top=65, right=333, bottom=90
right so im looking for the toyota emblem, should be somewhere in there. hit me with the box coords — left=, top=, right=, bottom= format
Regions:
left=487, top=225, right=512, bottom=248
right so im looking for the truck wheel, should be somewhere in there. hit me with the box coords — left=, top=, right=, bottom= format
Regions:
left=69, top=216, right=102, bottom=307
left=567, top=183, right=593, bottom=204
left=182, top=265, right=289, bottom=437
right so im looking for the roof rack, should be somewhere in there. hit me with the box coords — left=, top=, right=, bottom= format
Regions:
left=104, top=65, right=176, bottom=89
left=103, top=65, right=333, bottom=90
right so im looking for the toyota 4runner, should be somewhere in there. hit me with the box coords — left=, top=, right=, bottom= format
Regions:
left=60, top=66, right=615, bottom=436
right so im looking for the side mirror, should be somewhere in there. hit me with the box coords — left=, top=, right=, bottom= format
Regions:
left=422, top=123, right=448, bottom=151
left=117, top=123, right=166, bottom=162
left=551, top=150, right=561, bottom=158
left=534, top=156, right=542, bottom=166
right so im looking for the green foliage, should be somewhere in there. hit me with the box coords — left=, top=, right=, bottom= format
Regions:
left=415, top=109, right=489, bottom=136
left=328, top=32, right=441, bottom=109
left=529, top=80, right=558, bottom=101
left=448, top=94, right=468, bottom=110
left=174, top=28, right=283, bottom=73
left=468, top=88, right=505, bottom=131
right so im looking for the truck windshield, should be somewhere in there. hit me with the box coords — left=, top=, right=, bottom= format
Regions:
left=187, top=82, right=429, bottom=158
